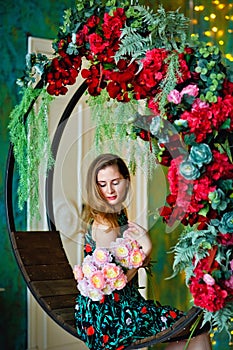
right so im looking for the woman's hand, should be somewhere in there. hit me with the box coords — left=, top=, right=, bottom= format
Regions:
left=124, top=221, right=153, bottom=260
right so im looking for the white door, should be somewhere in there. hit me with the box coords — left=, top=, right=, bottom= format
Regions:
left=27, top=37, right=148, bottom=350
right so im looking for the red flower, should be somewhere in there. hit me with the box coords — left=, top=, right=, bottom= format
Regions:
left=217, top=233, right=233, bottom=246
left=102, top=8, right=126, bottom=40
left=116, top=346, right=125, bottom=350
left=75, top=26, right=89, bottom=46
left=206, top=150, right=233, bottom=181
left=103, top=334, right=109, bottom=343
left=88, top=33, right=108, bottom=54
left=169, top=310, right=178, bottom=319
left=141, top=306, right=147, bottom=314
left=85, top=243, right=92, bottom=253
left=190, top=278, right=228, bottom=312
left=86, top=325, right=95, bottom=336
left=114, top=292, right=120, bottom=302
left=86, top=15, right=100, bottom=28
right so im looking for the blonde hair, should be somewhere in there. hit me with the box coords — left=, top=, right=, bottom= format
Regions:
left=83, top=154, right=130, bottom=229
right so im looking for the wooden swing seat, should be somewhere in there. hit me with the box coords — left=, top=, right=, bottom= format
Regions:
left=10, top=228, right=209, bottom=348
left=10, top=230, right=78, bottom=338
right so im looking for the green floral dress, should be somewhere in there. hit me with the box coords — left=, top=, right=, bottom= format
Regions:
left=74, top=213, right=184, bottom=350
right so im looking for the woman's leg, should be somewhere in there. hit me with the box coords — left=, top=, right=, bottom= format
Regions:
left=164, top=332, right=212, bottom=350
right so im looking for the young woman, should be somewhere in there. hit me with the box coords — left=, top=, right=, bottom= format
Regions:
left=74, top=153, right=212, bottom=350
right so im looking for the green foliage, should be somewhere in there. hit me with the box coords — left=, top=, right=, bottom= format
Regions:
left=170, top=225, right=218, bottom=283
left=203, top=303, right=233, bottom=337
left=88, top=90, right=157, bottom=177
left=8, top=87, right=54, bottom=220
left=155, top=53, right=180, bottom=118
left=116, top=4, right=190, bottom=63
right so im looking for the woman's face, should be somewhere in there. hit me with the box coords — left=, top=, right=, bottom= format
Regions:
left=97, top=164, right=129, bottom=209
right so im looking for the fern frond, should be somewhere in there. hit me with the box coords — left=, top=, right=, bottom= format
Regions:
left=115, top=26, right=152, bottom=62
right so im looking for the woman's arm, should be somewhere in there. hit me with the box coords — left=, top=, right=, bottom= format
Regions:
left=124, top=221, right=153, bottom=282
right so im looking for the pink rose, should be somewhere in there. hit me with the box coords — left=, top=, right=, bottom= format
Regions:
left=93, top=247, right=112, bottom=266
left=203, top=273, right=215, bottom=286
left=73, top=265, right=84, bottom=281
left=129, top=249, right=146, bottom=268
left=90, top=271, right=106, bottom=289
left=112, top=273, right=127, bottom=290
left=167, top=89, right=182, bottom=104
left=191, top=98, right=209, bottom=111
left=181, top=84, right=199, bottom=97
left=225, top=275, right=233, bottom=290
left=102, top=263, right=121, bottom=280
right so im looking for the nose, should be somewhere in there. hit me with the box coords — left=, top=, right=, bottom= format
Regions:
left=106, top=182, right=114, bottom=194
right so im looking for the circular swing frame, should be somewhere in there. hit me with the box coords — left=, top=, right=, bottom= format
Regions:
left=5, top=79, right=208, bottom=348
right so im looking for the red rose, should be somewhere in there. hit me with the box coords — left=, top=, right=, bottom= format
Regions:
left=86, top=15, right=100, bottom=28
left=102, top=8, right=126, bottom=40
left=217, top=233, right=233, bottom=246
left=88, top=33, right=108, bottom=54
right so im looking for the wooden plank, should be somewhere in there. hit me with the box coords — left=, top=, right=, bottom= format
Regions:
left=12, top=231, right=62, bottom=249
left=31, top=279, right=77, bottom=297
left=18, top=248, right=68, bottom=265
left=53, top=307, right=75, bottom=322
left=25, top=263, right=74, bottom=281
left=43, top=294, right=77, bottom=309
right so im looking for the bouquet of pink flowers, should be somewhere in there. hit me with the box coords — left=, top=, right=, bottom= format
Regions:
left=73, top=236, right=145, bottom=301
left=110, top=234, right=146, bottom=269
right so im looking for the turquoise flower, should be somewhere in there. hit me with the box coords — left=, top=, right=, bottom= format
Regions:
left=219, top=211, right=233, bottom=234
left=174, top=119, right=188, bottom=131
left=189, top=143, right=212, bottom=168
left=208, top=189, right=229, bottom=211
left=179, top=160, right=200, bottom=180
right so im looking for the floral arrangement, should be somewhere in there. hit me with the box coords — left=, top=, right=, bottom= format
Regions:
left=73, top=235, right=145, bottom=301
left=8, top=0, right=233, bottom=339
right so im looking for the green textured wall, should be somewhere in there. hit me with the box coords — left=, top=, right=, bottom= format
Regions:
left=0, top=1, right=232, bottom=349
left=0, top=1, right=75, bottom=349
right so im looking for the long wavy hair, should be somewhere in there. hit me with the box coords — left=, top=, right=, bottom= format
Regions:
left=82, top=153, right=130, bottom=229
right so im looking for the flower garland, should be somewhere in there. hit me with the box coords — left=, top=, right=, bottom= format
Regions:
left=9, top=0, right=233, bottom=338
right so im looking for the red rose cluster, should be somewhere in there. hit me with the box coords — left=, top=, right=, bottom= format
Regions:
left=189, top=248, right=229, bottom=312
left=45, top=7, right=191, bottom=104
left=47, top=51, right=82, bottom=96
left=161, top=150, right=233, bottom=229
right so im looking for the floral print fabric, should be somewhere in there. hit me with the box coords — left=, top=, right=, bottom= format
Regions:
left=74, top=213, right=184, bottom=349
